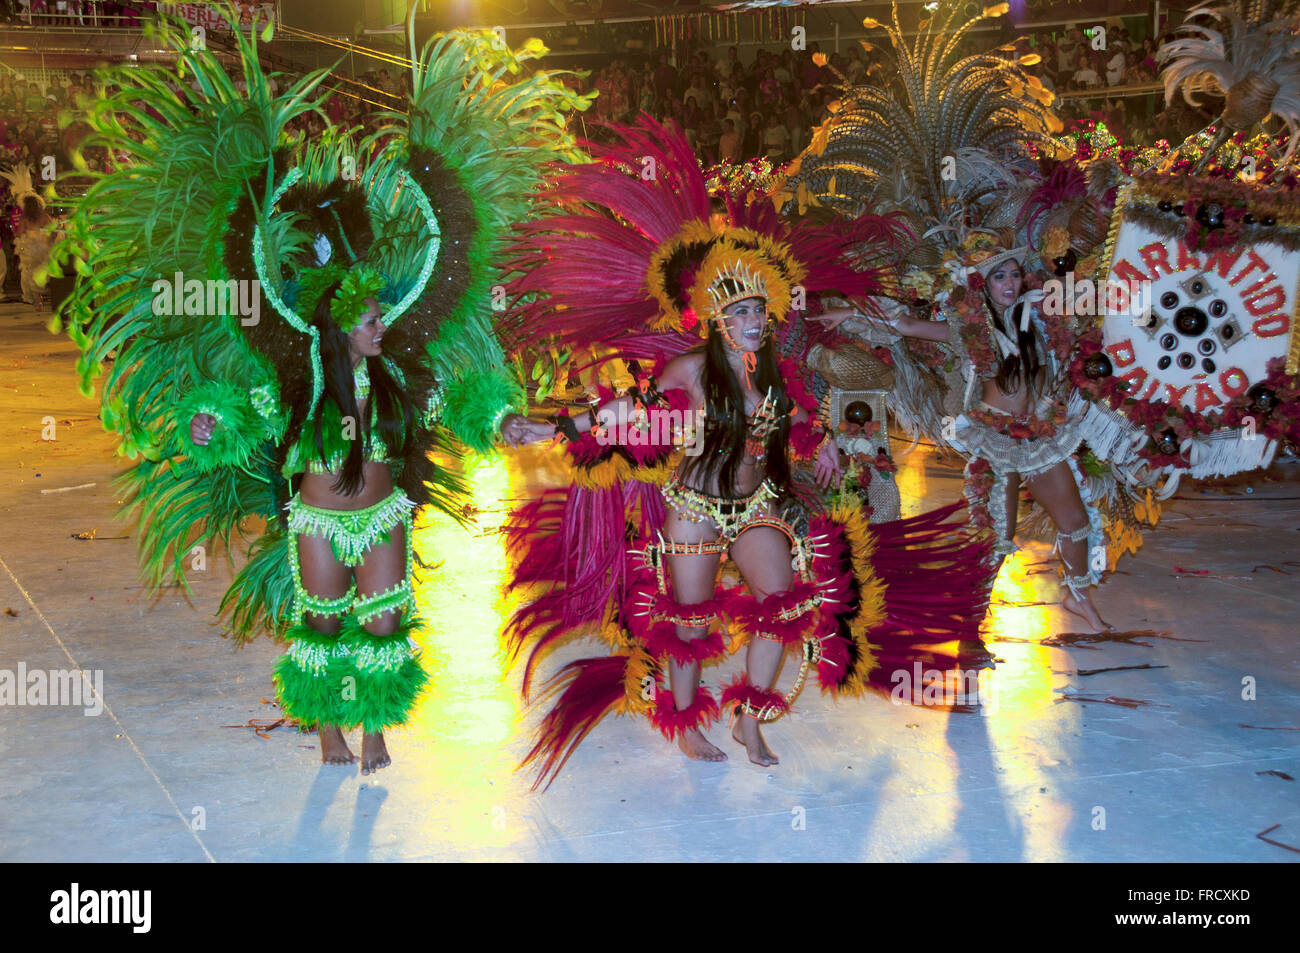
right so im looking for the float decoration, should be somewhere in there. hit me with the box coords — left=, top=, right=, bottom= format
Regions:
left=1070, top=172, right=1300, bottom=492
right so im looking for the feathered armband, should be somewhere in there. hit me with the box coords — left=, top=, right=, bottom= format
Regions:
left=175, top=379, right=268, bottom=471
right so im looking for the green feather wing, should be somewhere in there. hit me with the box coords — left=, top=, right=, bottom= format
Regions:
left=366, top=30, right=593, bottom=453
left=49, top=9, right=329, bottom=620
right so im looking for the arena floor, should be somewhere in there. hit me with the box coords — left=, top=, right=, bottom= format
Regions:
left=1, top=301, right=1296, bottom=862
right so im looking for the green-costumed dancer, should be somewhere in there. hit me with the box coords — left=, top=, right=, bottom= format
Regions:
left=49, top=6, right=591, bottom=773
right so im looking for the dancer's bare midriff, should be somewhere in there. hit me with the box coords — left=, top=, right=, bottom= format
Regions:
left=979, top=364, right=1047, bottom=417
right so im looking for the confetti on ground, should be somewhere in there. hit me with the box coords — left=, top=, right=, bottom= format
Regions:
left=1171, top=566, right=1251, bottom=579
left=40, top=482, right=96, bottom=495
left=1042, top=630, right=1203, bottom=649
left=1055, top=663, right=1169, bottom=677
left=220, top=717, right=302, bottom=739
left=1256, top=824, right=1300, bottom=855
left=994, top=629, right=1200, bottom=649
left=1055, top=693, right=1170, bottom=710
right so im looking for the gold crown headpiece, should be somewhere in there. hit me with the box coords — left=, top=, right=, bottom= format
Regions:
left=646, top=222, right=804, bottom=338
left=706, top=258, right=770, bottom=315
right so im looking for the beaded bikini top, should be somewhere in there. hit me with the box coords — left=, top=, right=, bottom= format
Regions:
left=284, top=360, right=397, bottom=476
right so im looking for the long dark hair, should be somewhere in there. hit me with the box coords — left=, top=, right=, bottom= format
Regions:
left=678, top=325, right=792, bottom=498
left=984, top=293, right=1041, bottom=395
left=311, top=284, right=415, bottom=496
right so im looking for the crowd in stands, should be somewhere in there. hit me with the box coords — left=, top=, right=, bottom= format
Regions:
left=582, top=43, right=856, bottom=165
left=577, top=23, right=1211, bottom=165
left=1, top=1, right=159, bottom=26
left=0, top=23, right=1219, bottom=247
left=0, top=72, right=93, bottom=169
left=1027, top=23, right=1162, bottom=91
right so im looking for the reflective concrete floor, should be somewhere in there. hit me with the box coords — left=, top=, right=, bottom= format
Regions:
left=1, top=302, right=1297, bottom=862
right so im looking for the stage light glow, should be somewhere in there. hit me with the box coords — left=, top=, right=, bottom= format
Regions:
left=391, top=456, right=529, bottom=851
left=894, top=437, right=931, bottom=518
left=979, top=545, right=1079, bottom=861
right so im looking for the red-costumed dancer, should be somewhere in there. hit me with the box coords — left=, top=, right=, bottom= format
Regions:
left=500, top=118, right=995, bottom=786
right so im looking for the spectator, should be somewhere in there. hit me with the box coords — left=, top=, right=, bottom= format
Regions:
left=637, top=71, right=654, bottom=114
left=758, top=68, right=781, bottom=108
left=1057, top=25, right=1082, bottom=74
left=783, top=95, right=805, bottom=154
left=844, top=46, right=867, bottom=85
left=762, top=114, right=789, bottom=162
left=723, top=95, right=745, bottom=145
left=743, top=109, right=763, bottom=157
left=1105, top=48, right=1126, bottom=86
left=717, top=117, right=742, bottom=163
left=651, top=51, right=677, bottom=106
left=716, top=45, right=740, bottom=83
left=800, top=43, right=826, bottom=91
left=1073, top=51, right=1100, bottom=89
left=683, top=72, right=710, bottom=112
left=774, top=51, right=795, bottom=90
left=1139, top=38, right=1158, bottom=78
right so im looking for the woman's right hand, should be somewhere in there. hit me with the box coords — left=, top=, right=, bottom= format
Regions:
left=190, top=413, right=216, bottom=447
left=500, top=413, right=558, bottom=447
left=810, top=306, right=856, bottom=330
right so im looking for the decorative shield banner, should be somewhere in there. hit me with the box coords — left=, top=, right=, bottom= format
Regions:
left=1071, top=173, right=1300, bottom=487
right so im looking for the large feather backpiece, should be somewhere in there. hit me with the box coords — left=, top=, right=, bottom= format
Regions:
left=777, top=1, right=1064, bottom=245
left=1159, top=0, right=1300, bottom=167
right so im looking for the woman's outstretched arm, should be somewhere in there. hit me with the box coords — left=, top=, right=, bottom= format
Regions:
left=501, top=354, right=701, bottom=447
left=812, top=302, right=950, bottom=342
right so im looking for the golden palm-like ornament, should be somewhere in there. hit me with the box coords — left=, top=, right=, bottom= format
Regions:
left=1158, top=0, right=1300, bottom=173
left=777, top=1, right=1063, bottom=256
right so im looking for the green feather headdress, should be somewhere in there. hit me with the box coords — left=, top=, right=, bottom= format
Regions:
left=293, top=262, right=385, bottom=332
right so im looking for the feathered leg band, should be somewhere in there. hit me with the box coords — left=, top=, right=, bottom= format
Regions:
left=274, top=612, right=427, bottom=732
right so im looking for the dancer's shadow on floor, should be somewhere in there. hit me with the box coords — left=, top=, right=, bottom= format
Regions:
left=290, top=766, right=353, bottom=860
left=344, top=784, right=389, bottom=862
left=930, top=703, right=1026, bottom=861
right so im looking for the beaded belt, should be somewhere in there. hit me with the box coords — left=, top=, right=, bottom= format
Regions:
left=661, top=476, right=778, bottom=542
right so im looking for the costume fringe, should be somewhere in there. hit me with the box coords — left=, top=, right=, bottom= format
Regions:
left=272, top=624, right=351, bottom=728
left=504, top=486, right=637, bottom=697
left=639, top=622, right=727, bottom=664
left=342, top=615, right=428, bottom=733
left=649, top=686, right=720, bottom=741
left=438, top=366, right=525, bottom=456
left=220, top=527, right=294, bottom=644
left=522, top=654, right=635, bottom=790
left=719, top=581, right=834, bottom=645
left=823, top=501, right=994, bottom=699
left=175, top=379, right=266, bottom=472
left=720, top=676, right=790, bottom=719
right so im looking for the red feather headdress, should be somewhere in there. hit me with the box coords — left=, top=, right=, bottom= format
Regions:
left=502, top=115, right=909, bottom=362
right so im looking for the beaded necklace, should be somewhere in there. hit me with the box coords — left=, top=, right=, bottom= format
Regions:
left=353, top=360, right=370, bottom=402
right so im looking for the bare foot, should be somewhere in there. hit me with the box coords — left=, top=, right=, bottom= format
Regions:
left=1062, top=591, right=1112, bottom=634
left=676, top=727, right=727, bottom=762
left=318, top=723, right=357, bottom=766
left=361, top=731, right=391, bottom=776
left=732, top=716, right=779, bottom=767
